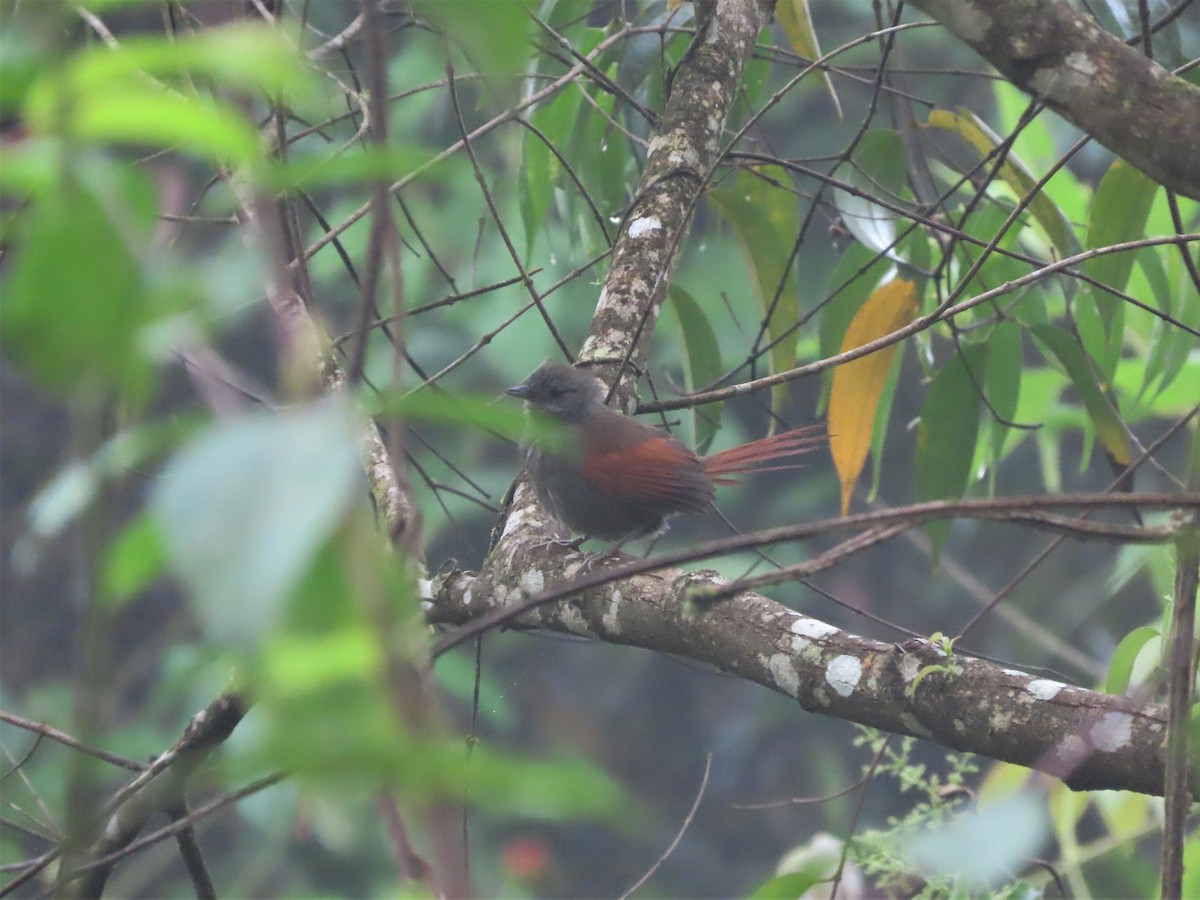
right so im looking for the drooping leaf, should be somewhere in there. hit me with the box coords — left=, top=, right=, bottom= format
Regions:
left=1083, top=159, right=1159, bottom=379
left=985, top=320, right=1024, bottom=465
left=775, top=0, right=841, bottom=116
left=915, top=343, right=988, bottom=560
left=409, top=1, right=530, bottom=80
left=1030, top=324, right=1132, bottom=473
left=833, top=130, right=908, bottom=259
left=521, top=87, right=582, bottom=257
left=829, top=278, right=918, bottom=514
left=666, top=284, right=723, bottom=453
left=1105, top=625, right=1160, bottom=695
left=926, top=109, right=1078, bottom=259
left=709, top=168, right=800, bottom=421
left=152, top=400, right=364, bottom=646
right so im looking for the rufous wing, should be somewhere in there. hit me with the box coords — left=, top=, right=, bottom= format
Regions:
left=579, top=417, right=714, bottom=513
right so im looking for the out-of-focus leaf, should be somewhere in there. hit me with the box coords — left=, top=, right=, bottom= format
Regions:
left=775, top=0, right=841, bottom=116
left=926, top=109, right=1078, bottom=259
left=1083, top=159, right=1158, bottom=379
left=256, top=623, right=625, bottom=818
left=829, top=278, right=917, bottom=514
left=1030, top=324, right=1132, bottom=472
left=750, top=871, right=826, bottom=899
left=1183, top=834, right=1200, bottom=900
left=36, top=85, right=261, bottom=167
left=372, top=389, right=530, bottom=443
left=1092, top=789, right=1152, bottom=843
left=1106, top=625, right=1160, bottom=694
left=1, top=166, right=154, bottom=392
left=986, top=320, right=1023, bottom=464
left=102, top=514, right=167, bottom=606
left=59, top=24, right=312, bottom=96
left=411, top=0, right=529, bottom=79
left=903, top=794, right=1048, bottom=887
left=667, top=285, right=723, bottom=453
left=152, top=400, right=363, bottom=646
left=915, top=343, right=988, bottom=560
left=833, top=130, right=907, bottom=259
left=266, top=146, right=438, bottom=193
left=709, top=168, right=799, bottom=421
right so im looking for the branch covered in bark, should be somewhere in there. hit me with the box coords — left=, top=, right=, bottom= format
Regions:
left=434, top=485, right=1185, bottom=799
left=908, top=0, right=1200, bottom=199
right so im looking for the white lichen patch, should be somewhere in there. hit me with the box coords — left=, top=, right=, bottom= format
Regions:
left=1058, top=734, right=1086, bottom=759
left=417, top=578, right=434, bottom=601
left=501, top=508, right=531, bottom=539
left=898, top=653, right=922, bottom=683
left=627, top=216, right=662, bottom=239
left=521, top=568, right=545, bottom=595
left=557, top=604, right=589, bottom=635
left=791, top=617, right=838, bottom=640
left=953, top=718, right=966, bottom=734
left=1030, top=51, right=1098, bottom=99
left=1064, top=50, right=1098, bottom=77
left=825, top=655, right=862, bottom=698
left=463, top=589, right=473, bottom=607
left=767, top=653, right=800, bottom=697
left=1026, top=679, right=1065, bottom=701
left=1091, top=712, right=1133, bottom=752
left=989, top=708, right=1015, bottom=733
left=602, top=588, right=622, bottom=634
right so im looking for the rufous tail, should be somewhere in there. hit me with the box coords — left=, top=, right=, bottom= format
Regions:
left=702, top=424, right=826, bottom=483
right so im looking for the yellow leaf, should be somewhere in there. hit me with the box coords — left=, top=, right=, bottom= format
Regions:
left=829, top=278, right=918, bottom=515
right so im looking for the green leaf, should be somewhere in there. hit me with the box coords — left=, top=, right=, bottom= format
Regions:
left=521, top=88, right=581, bottom=257
left=709, top=168, right=800, bottom=420
left=1105, top=626, right=1160, bottom=695
left=986, top=321, right=1023, bottom=463
left=152, top=400, right=364, bottom=646
left=410, top=0, right=530, bottom=79
left=1084, top=160, right=1158, bottom=378
left=102, top=514, right=167, bottom=606
left=750, top=871, right=827, bottom=899
left=1, top=165, right=155, bottom=392
left=371, top=389, right=530, bottom=443
left=666, top=284, right=723, bottom=453
left=49, top=24, right=313, bottom=97
left=833, top=130, right=908, bottom=258
left=265, top=146, right=439, bottom=193
left=926, top=109, right=1078, bottom=259
left=915, top=343, right=988, bottom=560
left=1030, top=324, right=1132, bottom=471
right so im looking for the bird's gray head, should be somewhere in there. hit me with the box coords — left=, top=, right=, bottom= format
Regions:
left=504, top=362, right=604, bottom=424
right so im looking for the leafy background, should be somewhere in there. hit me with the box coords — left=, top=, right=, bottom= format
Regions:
left=1, top=0, right=1198, bottom=896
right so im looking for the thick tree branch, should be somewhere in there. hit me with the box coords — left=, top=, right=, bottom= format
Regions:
left=908, top=0, right=1200, bottom=199
left=435, top=486, right=1183, bottom=799
left=576, top=0, right=773, bottom=400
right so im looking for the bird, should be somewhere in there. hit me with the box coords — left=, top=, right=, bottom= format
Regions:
left=505, top=361, right=825, bottom=544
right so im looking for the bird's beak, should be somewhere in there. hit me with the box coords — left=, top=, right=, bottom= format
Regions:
left=504, top=382, right=530, bottom=399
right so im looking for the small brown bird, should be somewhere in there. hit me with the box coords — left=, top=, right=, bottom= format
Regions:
left=506, top=362, right=824, bottom=542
